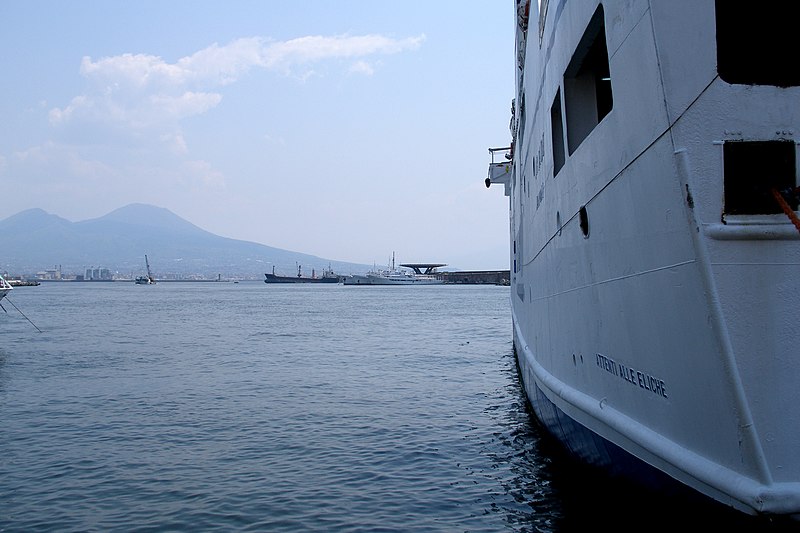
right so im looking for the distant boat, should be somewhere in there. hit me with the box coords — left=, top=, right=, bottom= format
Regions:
left=134, top=255, right=156, bottom=285
left=343, top=253, right=445, bottom=286
left=264, top=264, right=341, bottom=284
left=0, top=274, right=12, bottom=302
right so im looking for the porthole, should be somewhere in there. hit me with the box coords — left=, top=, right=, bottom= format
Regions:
left=579, top=205, right=589, bottom=237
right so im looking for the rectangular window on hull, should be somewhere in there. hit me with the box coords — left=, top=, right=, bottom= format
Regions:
left=564, top=4, right=613, bottom=155
left=723, top=141, right=797, bottom=215
left=716, top=0, right=799, bottom=87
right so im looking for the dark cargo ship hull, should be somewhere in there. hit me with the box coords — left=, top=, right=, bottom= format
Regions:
left=264, top=273, right=340, bottom=284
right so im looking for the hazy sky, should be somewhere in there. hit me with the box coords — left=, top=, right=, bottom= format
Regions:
left=0, top=1, right=514, bottom=270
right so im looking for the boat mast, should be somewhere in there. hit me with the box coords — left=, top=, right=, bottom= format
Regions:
left=145, top=255, right=154, bottom=283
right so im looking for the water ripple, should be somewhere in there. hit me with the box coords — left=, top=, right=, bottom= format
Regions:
left=4, top=283, right=780, bottom=532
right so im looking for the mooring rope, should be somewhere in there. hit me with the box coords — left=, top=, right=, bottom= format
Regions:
left=3, top=297, right=42, bottom=333
left=771, top=187, right=800, bottom=234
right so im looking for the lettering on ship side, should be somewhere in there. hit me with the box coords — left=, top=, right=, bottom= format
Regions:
left=534, top=133, right=546, bottom=211
left=533, top=134, right=545, bottom=178
left=595, top=353, right=668, bottom=399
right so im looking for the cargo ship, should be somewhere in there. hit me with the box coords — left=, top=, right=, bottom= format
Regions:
left=264, top=265, right=340, bottom=284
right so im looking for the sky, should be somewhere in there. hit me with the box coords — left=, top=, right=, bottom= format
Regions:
left=0, top=1, right=514, bottom=271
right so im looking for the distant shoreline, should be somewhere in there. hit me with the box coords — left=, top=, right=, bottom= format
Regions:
left=31, top=278, right=235, bottom=283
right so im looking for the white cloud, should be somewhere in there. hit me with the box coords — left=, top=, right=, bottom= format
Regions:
left=19, top=31, right=424, bottom=216
left=180, top=159, right=226, bottom=191
left=160, top=132, right=189, bottom=155
left=79, top=52, right=186, bottom=90
left=10, top=141, right=119, bottom=187
left=49, top=95, right=89, bottom=124
left=262, top=34, right=425, bottom=70
left=349, top=60, right=375, bottom=76
left=51, top=33, right=425, bottom=134
left=178, top=37, right=266, bottom=86
left=147, top=91, right=223, bottom=121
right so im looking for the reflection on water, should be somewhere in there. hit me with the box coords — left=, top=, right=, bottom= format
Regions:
left=0, top=282, right=797, bottom=532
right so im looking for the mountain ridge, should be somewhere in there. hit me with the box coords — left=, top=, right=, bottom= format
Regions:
left=0, top=204, right=369, bottom=279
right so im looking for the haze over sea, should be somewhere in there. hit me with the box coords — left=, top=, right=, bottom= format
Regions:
left=0, top=282, right=792, bottom=532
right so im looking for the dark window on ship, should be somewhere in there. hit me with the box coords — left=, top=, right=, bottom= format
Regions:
left=551, top=89, right=565, bottom=176
left=579, top=205, right=589, bottom=237
left=564, top=4, right=613, bottom=155
left=724, top=141, right=797, bottom=215
left=715, top=1, right=799, bottom=87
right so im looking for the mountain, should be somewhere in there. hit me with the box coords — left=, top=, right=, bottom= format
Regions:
left=0, top=204, right=368, bottom=279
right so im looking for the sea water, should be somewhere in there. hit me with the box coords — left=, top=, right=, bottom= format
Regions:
left=0, top=282, right=791, bottom=532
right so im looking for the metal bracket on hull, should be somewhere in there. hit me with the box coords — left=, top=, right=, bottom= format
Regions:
left=486, top=147, right=513, bottom=197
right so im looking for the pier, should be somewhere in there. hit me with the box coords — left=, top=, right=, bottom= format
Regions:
left=439, top=270, right=510, bottom=285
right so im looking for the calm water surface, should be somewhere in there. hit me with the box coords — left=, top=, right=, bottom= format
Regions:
left=0, top=282, right=793, bottom=532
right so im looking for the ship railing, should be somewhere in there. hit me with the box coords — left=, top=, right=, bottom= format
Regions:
left=488, top=146, right=511, bottom=164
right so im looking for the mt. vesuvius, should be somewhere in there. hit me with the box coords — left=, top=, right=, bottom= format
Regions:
left=0, top=204, right=368, bottom=279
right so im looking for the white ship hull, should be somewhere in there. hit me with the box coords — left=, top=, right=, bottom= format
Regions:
left=343, top=273, right=444, bottom=285
left=343, top=254, right=445, bottom=285
left=489, top=0, right=800, bottom=519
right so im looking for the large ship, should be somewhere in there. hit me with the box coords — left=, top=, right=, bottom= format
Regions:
left=343, top=253, right=445, bottom=285
left=264, top=265, right=341, bottom=284
left=487, top=0, right=800, bottom=520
